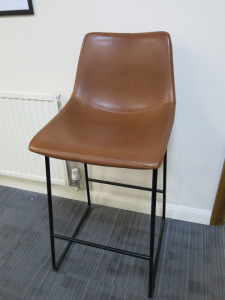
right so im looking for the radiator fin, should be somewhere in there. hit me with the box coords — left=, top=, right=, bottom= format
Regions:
left=0, top=92, right=68, bottom=185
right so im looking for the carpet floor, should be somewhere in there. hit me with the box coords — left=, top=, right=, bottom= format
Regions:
left=0, top=185, right=224, bottom=299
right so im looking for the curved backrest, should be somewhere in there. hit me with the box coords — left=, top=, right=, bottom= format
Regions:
left=73, top=32, right=175, bottom=112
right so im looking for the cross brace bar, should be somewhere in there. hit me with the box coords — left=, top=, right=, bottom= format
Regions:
left=88, top=177, right=163, bottom=193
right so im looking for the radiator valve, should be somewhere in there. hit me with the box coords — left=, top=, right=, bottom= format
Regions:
left=70, top=168, right=80, bottom=190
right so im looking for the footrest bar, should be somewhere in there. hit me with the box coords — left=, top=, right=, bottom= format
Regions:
left=88, top=178, right=163, bottom=193
left=53, top=234, right=150, bottom=260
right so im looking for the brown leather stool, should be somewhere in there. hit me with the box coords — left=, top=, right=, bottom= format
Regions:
left=29, top=32, right=176, bottom=298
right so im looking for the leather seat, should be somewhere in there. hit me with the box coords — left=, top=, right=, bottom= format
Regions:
left=29, top=32, right=175, bottom=169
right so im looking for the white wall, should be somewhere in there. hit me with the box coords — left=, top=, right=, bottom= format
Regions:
left=0, top=0, right=225, bottom=223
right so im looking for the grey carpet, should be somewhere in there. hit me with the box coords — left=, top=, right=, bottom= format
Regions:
left=0, top=185, right=224, bottom=300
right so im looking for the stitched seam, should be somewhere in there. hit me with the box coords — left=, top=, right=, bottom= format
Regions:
left=158, top=103, right=176, bottom=166
left=76, top=94, right=174, bottom=114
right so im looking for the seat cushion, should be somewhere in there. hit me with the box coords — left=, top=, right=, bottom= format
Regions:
left=29, top=32, right=176, bottom=169
left=29, top=97, right=175, bottom=169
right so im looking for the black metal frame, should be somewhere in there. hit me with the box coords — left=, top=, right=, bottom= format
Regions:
left=45, top=151, right=167, bottom=298
left=0, top=0, right=34, bottom=16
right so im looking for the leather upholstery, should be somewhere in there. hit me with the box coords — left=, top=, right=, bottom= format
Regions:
left=29, top=32, right=176, bottom=169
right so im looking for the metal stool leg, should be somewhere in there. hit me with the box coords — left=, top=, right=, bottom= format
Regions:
left=162, top=150, right=167, bottom=222
left=149, top=169, right=158, bottom=297
left=84, top=163, right=91, bottom=207
left=45, top=158, right=92, bottom=271
left=45, top=156, right=57, bottom=270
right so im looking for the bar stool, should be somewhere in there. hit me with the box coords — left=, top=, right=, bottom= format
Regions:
left=29, top=32, right=176, bottom=298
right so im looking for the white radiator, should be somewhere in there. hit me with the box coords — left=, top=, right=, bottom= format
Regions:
left=0, top=91, right=68, bottom=186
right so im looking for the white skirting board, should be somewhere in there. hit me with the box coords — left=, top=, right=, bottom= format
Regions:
left=90, top=191, right=211, bottom=225
left=0, top=175, right=211, bottom=225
